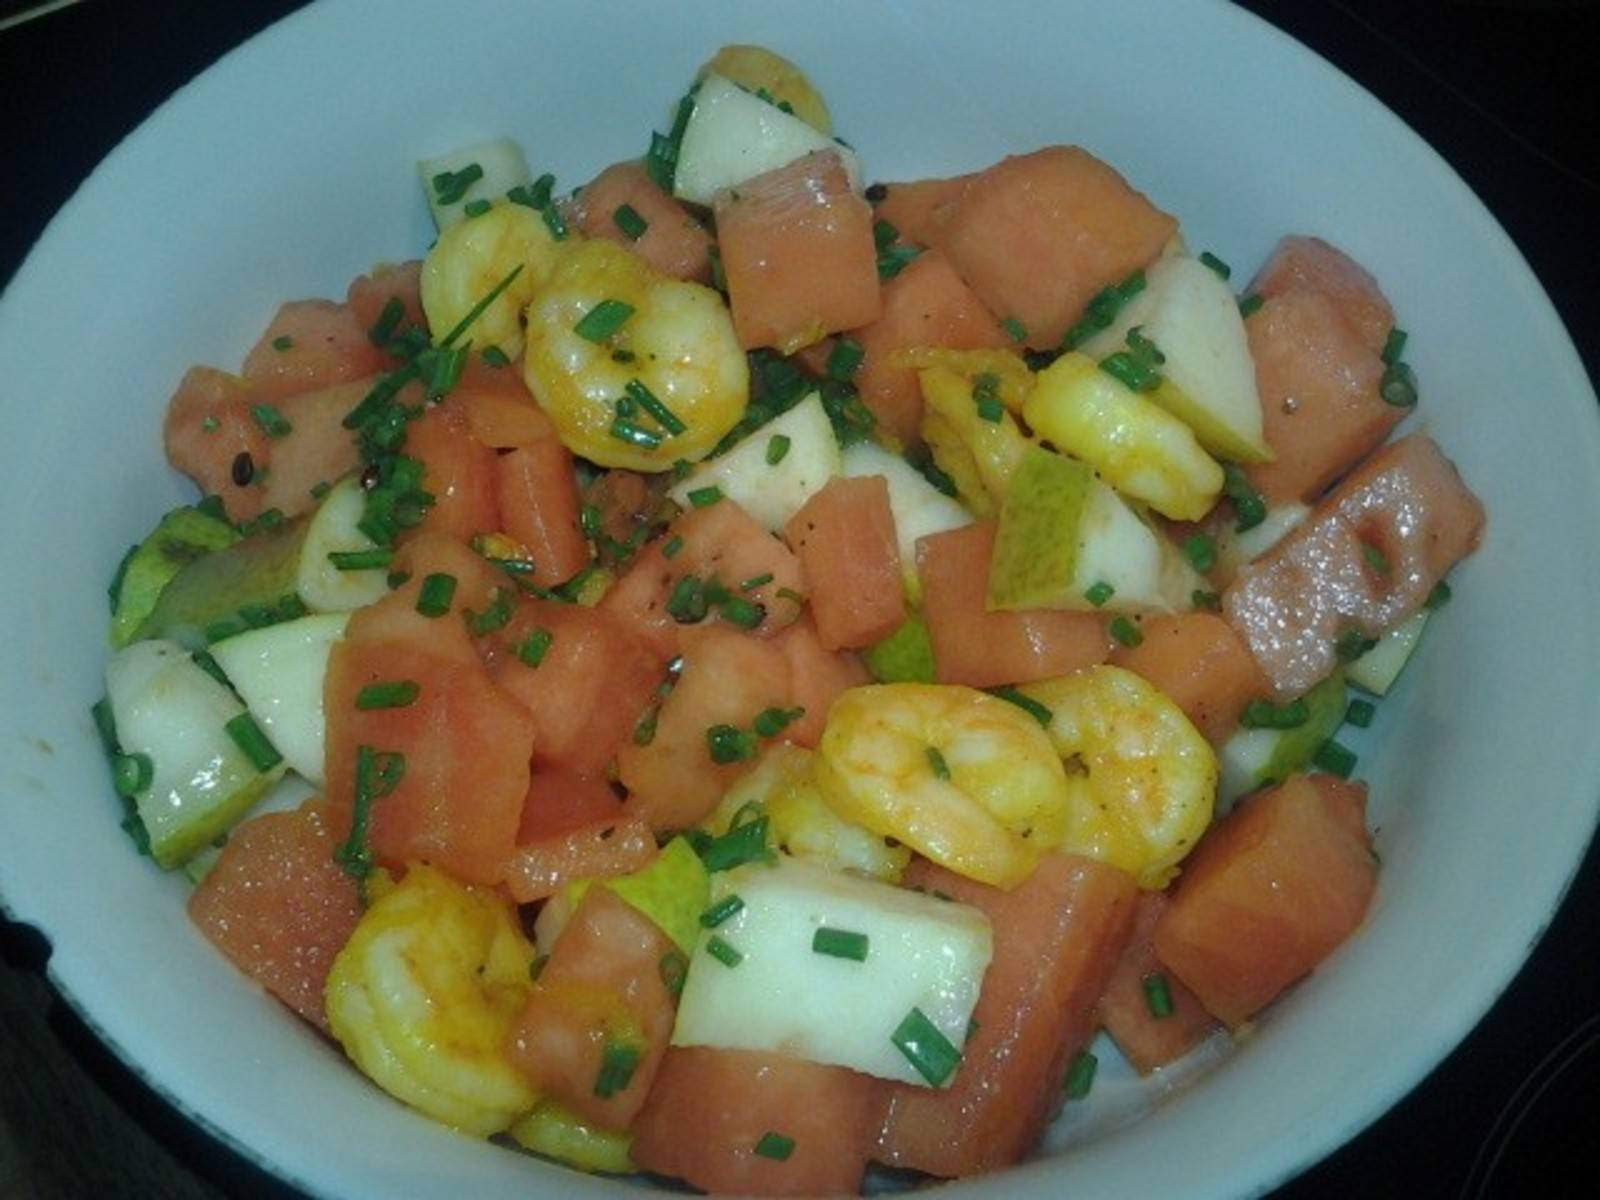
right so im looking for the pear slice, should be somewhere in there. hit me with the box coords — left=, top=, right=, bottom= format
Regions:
left=417, top=137, right=533, bottom=232
left=864, top=613, right=936, bottom=684
left=1217, top=670, right=1348, bottom=811
left=110, top=505, right=240, bottom=648
left=839, top=440, right=972, bottom=603
left=1079, top=255, right=1273, bottom=464
left=1347, top=609, right=1430, bottom=696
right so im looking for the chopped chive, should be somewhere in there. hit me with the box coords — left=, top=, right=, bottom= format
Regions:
left=890, top=1007, right=962, bottom=1087
left=687, top=485, right=723, bottom=508
left=975, top=394, right=1004, bottom=423
left=440, top=263, right=525, bottom=348
left=699, top=814, right=774, bottom=872
left=1061, top=270, right=1146, bottom=350
left=1313, top=738, right=1358, bottom=779
left=200, top=415, right=219, bottom=433
left=720, top=595, right=766, bottom=630
left=465, top=587, right=514, bottom=636
left=250, top=403, right=293, bottom=439
left=926, top=746, right=951, bottom=780
left=740, top=572, right=774, bottom=591
left=426, top=343, right=469, bottom=398
left=988, top=686, right=1052, bottom=728
left=368, top=296, right=406, bottom=346
left=1361, top=543, right=1392, bottom=576
left=416, top=572, right=457, bottom=617
left=826, top=337, right=865, bottom=380
left=91, top=696, right=118, bottom=757
left=574, top=298, right=635, bottom=343
left=872, top=218, right=898, bottom=248
left=190, top=650, right=230, bottom=688
left=462, top=198, right=491, bottom=218
left=528, top=172, right=555, bottom=209
left=1001, top=316, right=1028, bottom=343
left=333, top=745, right=405, bottom=886
left=1380, top=361, right=1418, bottom=407
left=665, top=575, right=708, bottom=623
left=431, top=162, right=483, bottom=205
left=1110, top=616, right=1143, bottom=648
left=1142, top=972, right=1175, bottom=1019
left=609, top=416, right=663, bottom=449
left=1238, top=293, right=1264, bottom=318
left=753, top=1132, right=795, bottom=1162
left=1335, top=628, right=1378, bottom=663
left=877, top=243, right=922, bottom=280
left=225, top=712, right=282, bottom=773
left=1064, top=1050, right=1098, bottom=1099
left=355, top=681, right=420, bottom=711
left=328, top=548, right=394, bottom=571
left=1083, top=581, right=1115, bottom=608
left=1425, top=580, right=1452, bottom=610
left=706, top=935, right=743, bottom=967
left=518, top=627, right=554, bottom=667
left=481, top=345, right=511, bottom=368
left=1199, top=251, right=1232, bottom=280
left=541, top=203, right=568, bottom=240
left=633, top=706, right=660, bottom=747
left=613, top=203, right=648, bottom=240
left=1222, top=464, right=1267, bottom=533
left=662, top=535, right=684, bottom=560
left=579, top=503, right=603, bottom=540
left=699, top=894, right=745, bottom=928
left=236, top=507, right=286, bottom=539
left=625, top=378, right=686, bottom=436
left=658, top=949, right=688, bottom=996
left=812, top=927, right=870, bottom=962
left=1381, top=327, right=1408, bottom=366
left=1099, top=350, right=1162, bottom=393
left=271, top=334, right=294, bottom=351
left=764, top=433, right=792, bottom=466
left=309, top=480, right=332, bottom=501
left=1183, top=533, right=1217, bottom=573
left=593, top=1040, right=641, bottom=1099
left=528, top=953, right=549, bottom=981
left=775, top=587, right=805, bottom=606
left=111, top=752, right=153, bottom=798
left=752, top=706, right=803, bottom=738
left=707, top=243, right=726, bottom=292
left=1345, top=698, right=1376, bottom=728
left=1192, top=589, right=1222, bottom=612
left=707, top=723, right=757, bottom=764
left=1241, top=698, right=1310, bottom=730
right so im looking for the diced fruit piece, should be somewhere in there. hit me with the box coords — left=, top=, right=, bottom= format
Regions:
left=673, top=74, right=860, bottom=207
left=571, top=160, right=714, bottom=283
left=699, top=45, right=833, bottom=134
left=918, top=522, right=1112, bottom=688
left=493, top=438, right=589, bottom=588
left=506, top=887, right=678, bottom=1129
left=418, top=137, right=533, bottom=231
left=1224, top=435, right=1484, bottom=698
left=208, top=612, right=349, bottom=786
left=1217, top=670, right=1347, bottom=809
left=345, top=260, right=425, bottom=351
left=864, top=613, right=936, bottom=685
left=1095, top=892, right=1217, bottom=1074
left=252, top=378, right=366, bottom=519
left=931, top=146, right=1176, bottom=351
left=667, top=392, right=840, bottom=531
left=187, top=799, right=360, bottom=1032
left=601, top=837, right=712, bottom=957
left=421, top=200, right=561, bottom=361
left=851, top=250, right=1009, bottom=446
left=876, top=854, right=1138, bottom=1177
left=784, top=475, right=906, bottom=650
left=1153, top=774, right=1377, bottom=1026
left=770, top=615, right=871, bottom=747
left=457, top=359, right=560, bottom=448
left=631, top=1047, right=885, bottom=1198
left=241, top=299, right=386, bottom=401
left=109, top=506, right=240, bottom=648
left=1347, top=608, right=1431, bottom=695
left=715, top=149, right=881, bottom=353
left=1026, top=351, right=1223, bottom=521
left=839, top=440, right=971, bottom=602
left=1109, top=612, right=1269, bottom=744
left=502, top=813, right=658, bottom=904
left=507, top=1101, right=635, bottom=1175
left=293, top=475, right=392, bottom=613
left=105, top=640, right=285, bottom=868
left=1250, top=235, right=1395, bottom=355
left=871, top=175, right=973, bottom=250
left=134, top=516, right=310, bottom=648
left=405, top=399, right=500, bottom=543
left=162, top=366, right=273, bottom=522
left=1078, top=255, right=1272, bottom=463
left=516, top=767, right=624, bottom=844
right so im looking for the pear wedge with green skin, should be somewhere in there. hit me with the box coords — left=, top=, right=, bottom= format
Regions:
left=1213, top=501, right=1310, bottom=585
left=1216, top=670, right=1348, bottom=811
left=1347, top=609, right=1430, bottom=696
left=864, top=613, right=937, bottom=684
left=109, top=506, right=240, bottom=648
left=105, top=639, right=285, bottom=868
left=1079, top=255, right=1273, bottom=464
left=418, top=137, right=532, bottom=232
left=839, top=440, right=972, bottom=603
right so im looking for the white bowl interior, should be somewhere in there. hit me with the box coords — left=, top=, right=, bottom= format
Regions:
left=2, top=1, right=1598, bottom=1197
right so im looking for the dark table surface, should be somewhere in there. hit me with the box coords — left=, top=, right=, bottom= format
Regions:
left=2, top=1, right=1596, bottom=1197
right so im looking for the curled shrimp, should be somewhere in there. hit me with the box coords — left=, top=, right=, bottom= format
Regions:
left=325, top=864, right=539, bottom=1136
left=919, top=364, right=1035, bottom=516
left=815, top=683, right=1070, bottom=889
left=419, top=201, right=563, bottom=360
left=1018, top=665, right=1216, bottom=889
left=522, top=238, right=747, bottom=471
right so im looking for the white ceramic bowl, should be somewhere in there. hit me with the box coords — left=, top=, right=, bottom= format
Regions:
left=2, top=1, right=1598, bottom=1196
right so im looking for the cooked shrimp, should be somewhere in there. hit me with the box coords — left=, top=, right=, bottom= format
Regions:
left=420, top=201, right=563, bottom=360
left=324, top=864, right=540, bottom=1136
left=522, top=238, right=747, bottom=471
left=707, top=744, right=910, bottom=882
left=815, top=683, right=1070, bottom=889
left=1018, top=665, right=1216, bottom=889
left=919, top=364, right=1034, bottom=516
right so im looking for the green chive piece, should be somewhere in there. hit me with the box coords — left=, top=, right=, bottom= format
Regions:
left=706, top=935, right=743, bottom=967
left=327, top=548, right=394, bottom=571
left=573, top=298, right=635, bottom=343
left=462, top=198, right=491, bottom=218
left=613, top=203, right=649, bottom=240
left=720, top=595, right=766, bottom=631
left=518, top=627, right=554, bottom=667
left=440, top=263, right=525, bottom=348
left=1335, top=628, right=1378, bottom=663
left=368, top=296, right=407, bottom=346
left=1425, top=580, right=1452, bottom=610
left=1001, top=317, right=1028, bottom=343
left=752, top=706, right=803, bottom=738
left=826, top=337, right=865, bottom=380
left=465, top=587, right=514, bottom=636
left=625, top=378, right=686, bottom=436
left=877, top=243, right=922, bottom=280
left=687, top=485, right=723, bottom=508
left=593, top=1040, right=641, bottom=1099
left=190, top=650, right=230, bottom=688
left=699, top=814, right=774, bottom=872
left=1381, top=327, right=1408, bottom=366
left=1183, top=533, right=1217, bottom=573
left=1361, top=543, right=1392, bottom=576
left=1142, top=972, right=1175, bottom=1019
left=1064, top=1050, right=1098, bottom=1099
left=1192, top=589, right=1222, bottom=612
left=529, top=173, right=556, bottom=209
left=765, top=434, right=792, bottom=465
left=662, top=536, right=685, bottom=560
left=1222, top=464, right=1267, bottom=533
left=225, top=712, right=282, bottom=773
left=1083, top=581, right=1115, bottom=608
left=707, top=243, right=727, bottom=292
left=1380, top=361, right=1418, bottom=407
left=1241, top=698, right=1310, bottom=730
left=1110, top=616, right=1143, bottom=648
left=426, top=344, right=468, bottom=399
left=578, top=503, right=603, bottom=540
left=481, top=345, right=511, bottom=368
left=775, top=587, right=805, bottom=606
left=333, top=744, right=406, bottom=886
left=890, top=1007, right=962, bottom=1087
left=665, top=575, right=708, bottom=623
left=740, top=572, right=774, bottom=591
left=271, top=334, right=294, bottom=351
left=1313, top=738, right=1358, bottom=779
left=1345, top=698, right=1376, bottom=728
left=1238, top=293, right=1264, bottom=318
left=658, top=949, right=688, bottom=996
left=250, top=403, right=293, bottom=439
left=812, top=927, right=870, bottom=962
left=988, top=686, right=1052, bottom=728
left=112, top=752, right=153, bottom=798
left=633, top=706, right=661, bottom=747
left=926, top=746, right=951, bottom=780
left=1199, top=251, right=1232, bottom=280
left=355, top=681, right=421, bottom=711
left=416, top=572, right=457, bottom=617
left=1099, top=350, right=1162, bottom=393
left=609, top=416, right=663, bottom=449
left=541, top=203, right=568, bottom=240
left=753, top=1132, right=795, bottom=1161
left=432, top=162, right=483, bottom=205
left=699, top=895, right=745, bottom=928
left=91, top=696, right=119, bottom=757
left=707, top=723, right=757, bottom=764
left=975, top=394, right=1004, bottom=423
left=529, top=953, right=549, bottom=981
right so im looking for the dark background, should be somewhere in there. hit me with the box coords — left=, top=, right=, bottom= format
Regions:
left=2, top=1, right=1596, bottom=1196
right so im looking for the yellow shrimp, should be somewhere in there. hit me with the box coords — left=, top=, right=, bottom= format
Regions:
left=815, top=683, right=1070, bottom=889
left=522, top=238, right=747, bottom=471
left=324, top=864, right=539, bottom=1137
left=1018, top=665, right=1216, bottom=889
left=419, top=201, right=563, bottom=360
left=919, top=365, right=1035, bottom=516
left=706, top=744, right=910, bottom=882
